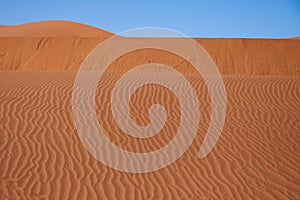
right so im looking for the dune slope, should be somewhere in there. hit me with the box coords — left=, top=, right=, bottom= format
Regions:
left=0, top=21, right=299, bottom=75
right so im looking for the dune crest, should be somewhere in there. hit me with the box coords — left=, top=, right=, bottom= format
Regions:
left=0, top=21, right=299, bottom=75
left=0, top=20, right=113, bottom=37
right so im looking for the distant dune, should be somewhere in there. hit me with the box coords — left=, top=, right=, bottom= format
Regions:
left=0, top=20, right=112, bottom=37
left=0, top=20, right=299, bottom=75
left=0, top=21, right=299, bottom=199
left=290, top=36, right=300, bottom=40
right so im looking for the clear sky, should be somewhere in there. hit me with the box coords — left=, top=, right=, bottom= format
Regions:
left=1, top=0, right=299, bottom=38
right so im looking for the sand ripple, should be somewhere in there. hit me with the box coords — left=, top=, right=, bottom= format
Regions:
left=0, top=72, right=299, bottom=199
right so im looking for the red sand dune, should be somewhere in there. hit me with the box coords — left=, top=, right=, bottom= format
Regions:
left=0, top=20, right=113, bottom=37
left=290, top=36, right=300, bottom=40
left=0, top=21, right=299, bottom=75
left=0, top=21, right=299, bottom=199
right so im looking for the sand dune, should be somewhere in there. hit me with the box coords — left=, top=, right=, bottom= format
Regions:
left=0, top=21, right=299, bottom=75
left=0, top=21, right=300, bottom=199
left=0, top=20, right=113, bottom=37
left=290, top=36, right=300, bottom=40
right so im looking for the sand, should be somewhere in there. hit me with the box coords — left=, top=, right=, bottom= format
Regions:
left=0, top=21, right=299, bottom=75
left=0, top=21, right=299, bottom=199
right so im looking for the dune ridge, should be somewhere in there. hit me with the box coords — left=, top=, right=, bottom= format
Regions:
left=0, top=20, right=113, bottom=37
left=0, top=21, right=299, bottom=75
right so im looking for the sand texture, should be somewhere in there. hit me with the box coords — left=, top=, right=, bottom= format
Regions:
left=0, top=21, right=299, bottom=199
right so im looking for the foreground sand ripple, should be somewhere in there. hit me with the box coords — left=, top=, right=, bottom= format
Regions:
left=0, top=72, right=299, bottom=199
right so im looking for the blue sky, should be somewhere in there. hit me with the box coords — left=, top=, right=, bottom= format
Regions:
left=1, top=0, right=299, bottom=38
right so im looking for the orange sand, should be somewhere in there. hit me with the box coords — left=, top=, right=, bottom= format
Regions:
left=0, top=21, right=299, bottom=199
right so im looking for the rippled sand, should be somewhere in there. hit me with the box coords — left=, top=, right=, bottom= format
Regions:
left=0, top=21, right=299, bottom=199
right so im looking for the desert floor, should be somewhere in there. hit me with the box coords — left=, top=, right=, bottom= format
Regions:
left=0, top=72, right=299, bottom=199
